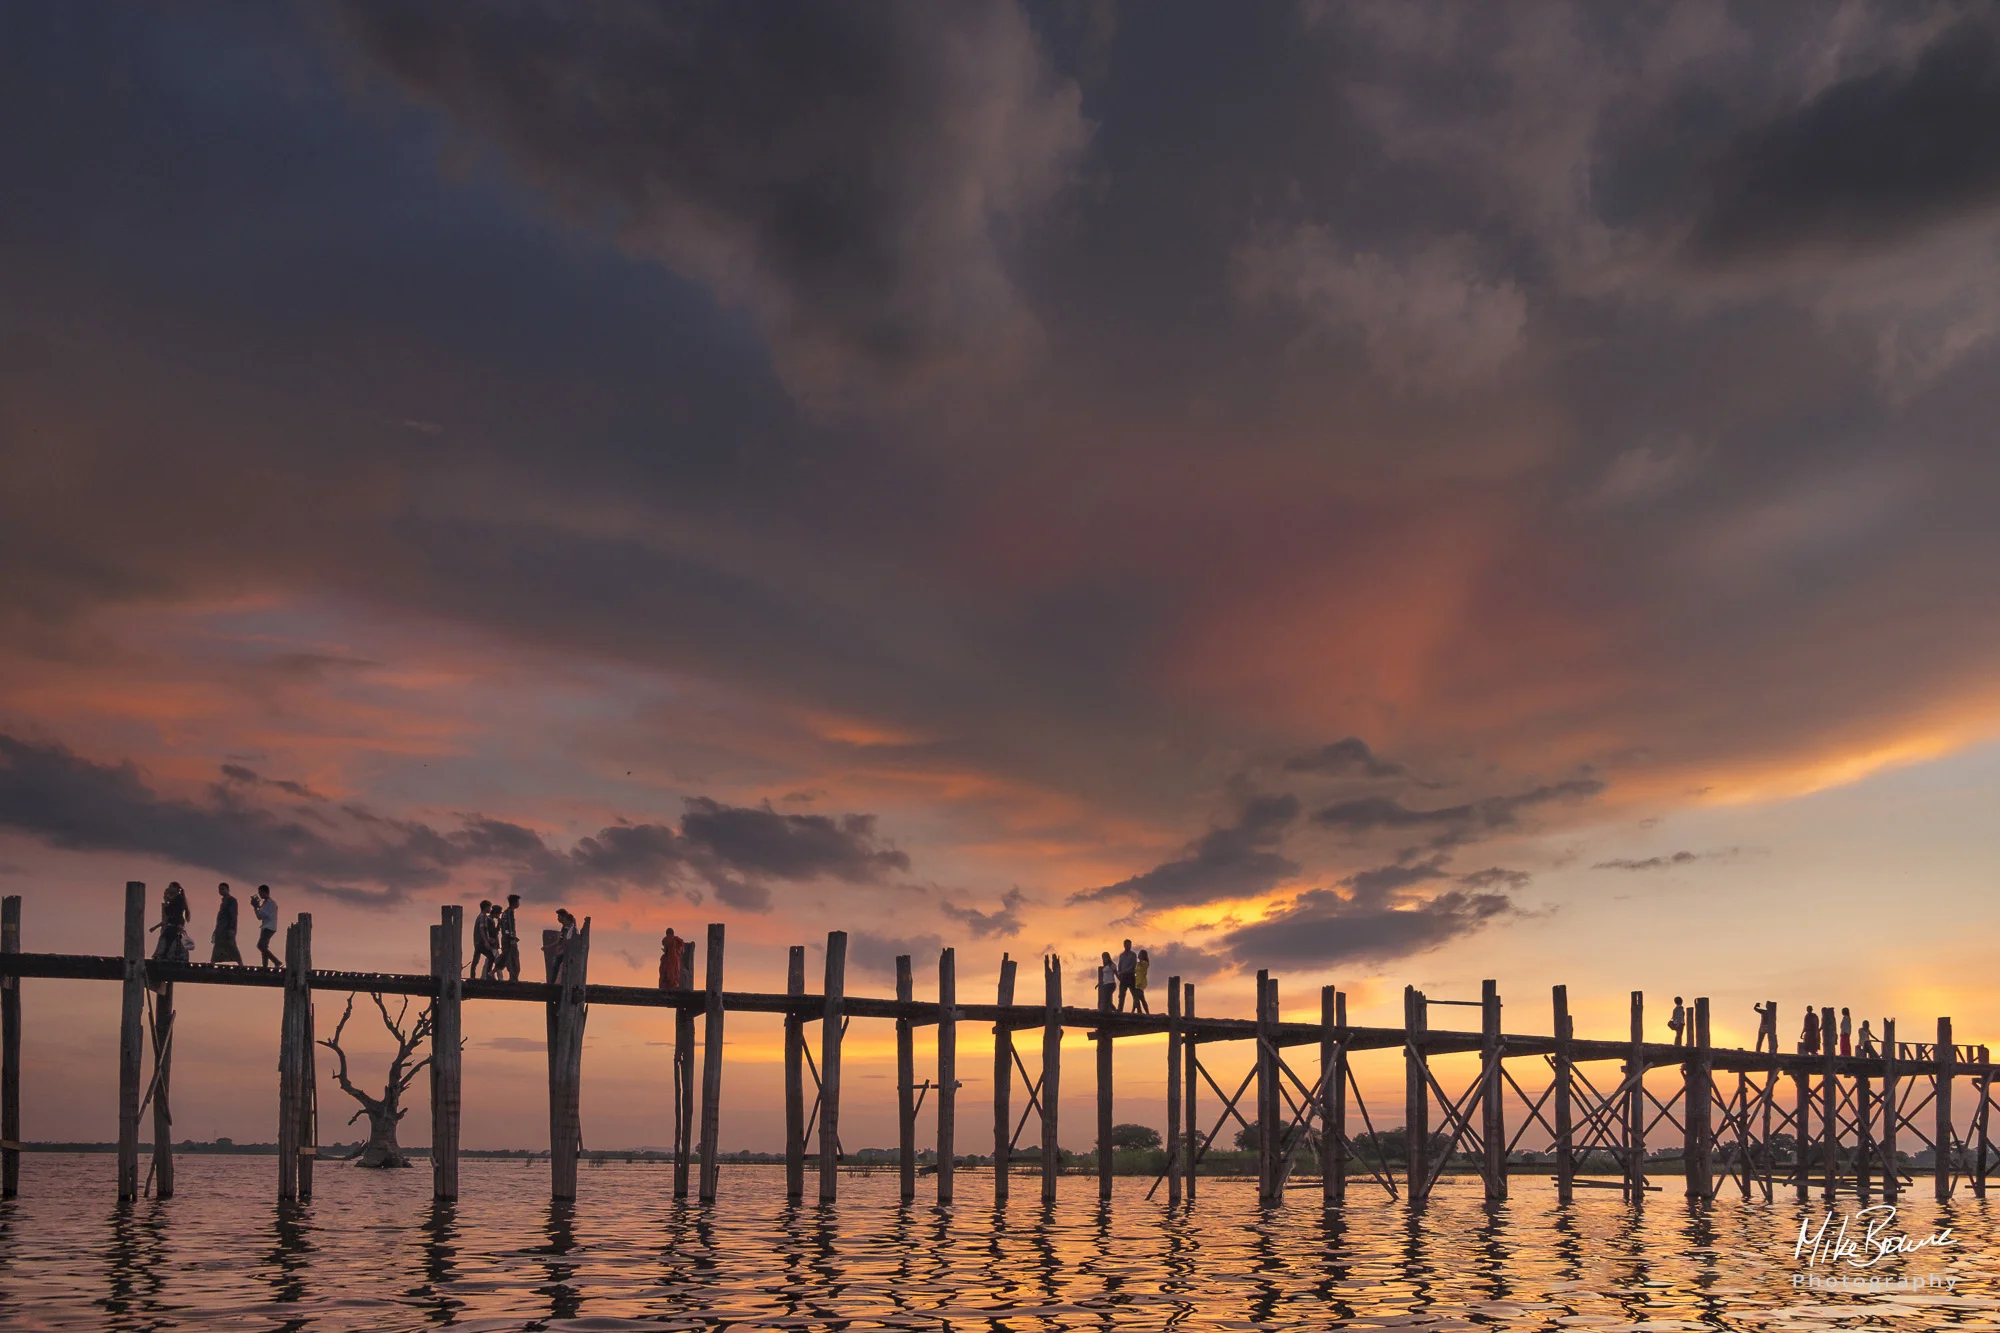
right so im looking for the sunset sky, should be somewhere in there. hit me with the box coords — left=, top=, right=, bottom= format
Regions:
left=5, top=2, right=2000, bottom=1154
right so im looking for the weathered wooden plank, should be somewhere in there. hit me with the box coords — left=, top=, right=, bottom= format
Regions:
left=1482, top=980, right=1504, bottom=1201
left=699, top=923, right=724, bottom=1202
left=547, top=921, right=590, bottom=1202
left=1256, top=972, right=1277, bottom=1205
left=1685, top=997, right=1711, bottom=1200
left=1403, top=986, right=1427, bottom=1201
left=118, top=883, right=145, bottom=1202
left=818, top=931, right=846, bottom=1203
left=1627, top=991, right=1645, bottom=1200
left=1322, top=986, right=1344, bottom=1207
left=1553, top=985, right=1573, bottom=1203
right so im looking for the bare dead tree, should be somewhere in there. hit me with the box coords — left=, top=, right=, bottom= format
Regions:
left=318, top=991, right=436, bottom=1168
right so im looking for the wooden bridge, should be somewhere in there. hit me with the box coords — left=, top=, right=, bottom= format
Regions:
left=0, top=887, right=1993, bottom=1210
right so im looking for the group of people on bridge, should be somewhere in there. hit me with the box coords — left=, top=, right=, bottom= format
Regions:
left=150, top=881, right=283, bottom=973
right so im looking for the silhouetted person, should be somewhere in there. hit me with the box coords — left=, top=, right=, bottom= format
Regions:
left=253, top=885, right=281, bottom=969
left=497, top=893, right=522, bottom=981
left=659, top=927, right=684, bottom=990
left=1858, top=1019, right=1876, bottom=1058
left=210, top=882, right=242, bottom=965
left=1753, top=1002, right=1777, bottom=1054
left=470, top=898, right=496, bottom=978
left=1097, top=951, right=1116, bottom=1006
left=151, top=882, right=191, bottom=966
left=1800, top=1006, right=1820, bottom=1056
left=1132, top=948, right=1151, bottom=1015
left=1669, top=996, right=1686, bottom=1047
left=1839, top=1007, right=1852, bottom=1057
left=552, top=908, right=578, bottom=981
left=1115, top=938, right=1137, bottom=1012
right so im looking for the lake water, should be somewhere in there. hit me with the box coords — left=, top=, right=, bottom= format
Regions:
left=0, top=1156, right=1995, bottom=1331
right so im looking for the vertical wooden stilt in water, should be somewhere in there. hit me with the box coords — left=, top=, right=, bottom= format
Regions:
left=1553, top=985, right=1573, bottom=1204
left=278, top=919, right=306, bottom=1203
left=1, top=895, right=19, bottom=1199
left=1182, top=984, right=1197, bottom=1204
left=818, top=931, right=847, bottom=1203
left=673, top=941, right=695, bottom=1199
left=1323, top=987, right=1346, bottom=1208
left=1040, top=955, right=1062, bottom=1204
left=1882, top=1019, right=1899, bottom=1204
left=896, top=955, right=916, bottom=1203
left=546, top=920, right=590, bottom=1203
left=1821, top=1005, right=1838, bottom=1199
left=151, top=979, right=175, bottom=1198
left=1403, top=986, right=1428, bottom=1202
left=1097, top=965, right=1114, bottom=1203
left=938, top=948, right=956, bottom=1204
left=1974, top=1048, right=1992, bottom=1200
left=296, top=916, right=315, bottom=1204
left=698, top=924, right=725, bottom=1202
left=1626, top=992, right=1645, bottom=1200
left=785, top=945, right=806, bottom=1203
left=1166, top=976, right=1183, bottom=1208
left=1481, top=980, right=1505, bottom=1201
left=992, top=955, right=1016, bottom=1203
left=1793, top=1059, right=1811, bottom=1202
left=1936, top=1017, right=1955, bottom=1202
left=1685, top=998, right=1711, bottom=1201
left=1857, top=1064, right=1874, bottom=1204
left=430, top=906, right=463, bottom=1203
left=1256, top=972, right=1278, bottom=1205
left=117, top=883, right=145, bottom=1202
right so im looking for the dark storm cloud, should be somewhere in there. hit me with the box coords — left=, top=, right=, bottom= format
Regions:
left=0, top=734, right=908, bottom=910
left=1140, top=940, right=1231, bottom=983
left=333, top=0, right=1088, bottom=401
left=1692, top=18, right=2000, bottom=261
left=1219, top=886, right=1516, bottom=969
left=1342, top=855, right=1451, bottom=898
left=1282, top=737, right=1423, bottom=783
left=940, top=886, right=1028, bottom=939
left=1072, top=794, right=1300, bottom=910
left=1313, top=779, right=1604, bottom=838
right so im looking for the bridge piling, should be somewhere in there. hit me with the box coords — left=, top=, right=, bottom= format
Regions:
left=992, top=955, right=1016, bottom=1202
left=1182, top=982, right=1196, bottom=1204
left=117, top=883, right=144, bottom=1202
left=1097, top=965, right=1113, bottom=1202
left=1882, top=1018, right=1899, bottom=1203
left=1553, top=985, right=1573, bottom=1203
left=429, top=906, right=462, bottom=1203
left=818, top=931, right=846, bottom=1202
left=546, top=920, right=589, bottom=1202
left=698, top=924, right=724, bottom=1202
left=785, top=944, right=806, bottom=1202
left=674, top=939, right=695, bottom=1198
left=1482, top=980, right=1505, bottom=1202
left=1937, top=1017, right=1955, bottom=1202
left=1403, top=987, right=1427, bottom=1202
left=896, top=955, right=915, bottom=1202
left=1323, top=986, right=1344, bottom=1207
left=1165, top=975, right=1183, bottom=1207
left=1685, top=998, right=1711, bottom=1201
left=150, top=977, right=174, bottom=1198
left=1625, top=992, right=1644, bottom=1201
left=1256, top=972, right=1278, bottom=1205
left=1041, top=955, right=1060, bottom=1204
left=938, top=947, right=956, bottom=1204
left=1, top=895, right=18, bottom=1199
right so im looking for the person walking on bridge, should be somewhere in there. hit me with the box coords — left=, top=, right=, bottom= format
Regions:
left=1800, top=1006, right=1820, bottom=1056
left=1115, top=939, right=1138, bottom=1012
left=1753, top=1002, right=1777, bottom=1053
left=1131, top=948, right=1151, bottom=1015
left=470, top=899, right=497, bottom=979
left=210, top=882, right=242, bottom=965
left=151, top=882, right=192, bottom=967
left=497, top=894, right=522, bottom=981
left=253, top=885, right=280, bottom=969
left=658, top=927, right=685, bottom=990
left=1668, top=996, right=1686, bottom=1047
left=1097, top=951, right=1116, bottom=1006
left=1839, top=1007, right=1852, bottom=1057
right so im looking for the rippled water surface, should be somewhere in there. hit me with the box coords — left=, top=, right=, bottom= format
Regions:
left=1, top=1156, right=1996, bottom=1331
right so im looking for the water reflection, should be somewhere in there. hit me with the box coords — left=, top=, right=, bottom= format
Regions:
left=8, top=1157, right=2000, bottom=1331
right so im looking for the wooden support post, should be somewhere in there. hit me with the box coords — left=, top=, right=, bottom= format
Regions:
left=1481, top=979, right=1505, bottom=1201
left=818, top=931, right=847, bottom=1203
left=1685, top=997, right=1711, bottom=1201
left=430, top=906, right=463, bottom=1203
left=545, top=920, right=590, bottom=1202
left=1626, top=991, right=1645, bottom=1200
left=1166, top=975, right=1183, bottom=1208
left=278, top=916, right=312, bottom=1203
left=674, top=940, right=695, bottom=1199
left=1857, top=1065, right=1874, bottom=1204
left=1820, top=1005, right=1837, bottom=1199
left=1183, top=983, right=1197, bottom=1204
left=1792, top=1059, right=1811, bottom=1201
left=1975, top=1049, right=1992, bottom=1201
left=1322, top=986, right=1345, bottom=1207
left=698, top=923, right=724, bottom=1202
left=896, top=954, right=916, bottom=1203
left=993, top=955, right=1016, bottom=1202
left=297, top=917, right=315, bottom=1204
left=118, top=882, right=145, bottom=1202
left=1936, top=1016, right=1955, bottom=1202
left=151, top=979, right=175, bottom=1198
left=1256, top=972, right=1278, bottom=1205
left=1553, top=985, right=1573, bottom=1204
left=1882, top=1018, right=1899, bottom=1203
left=1, top=895, right=18, bottom=1199
left=785, top=945, right=806, bottom=1203
left=1041, top=955, right=1062, bottom=1204
left=938, top=947, right=956, bottom=1204
left=1097, top=962, right=1114, bottom=1203
left=1404, top=986, right=1428, bottom=1201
